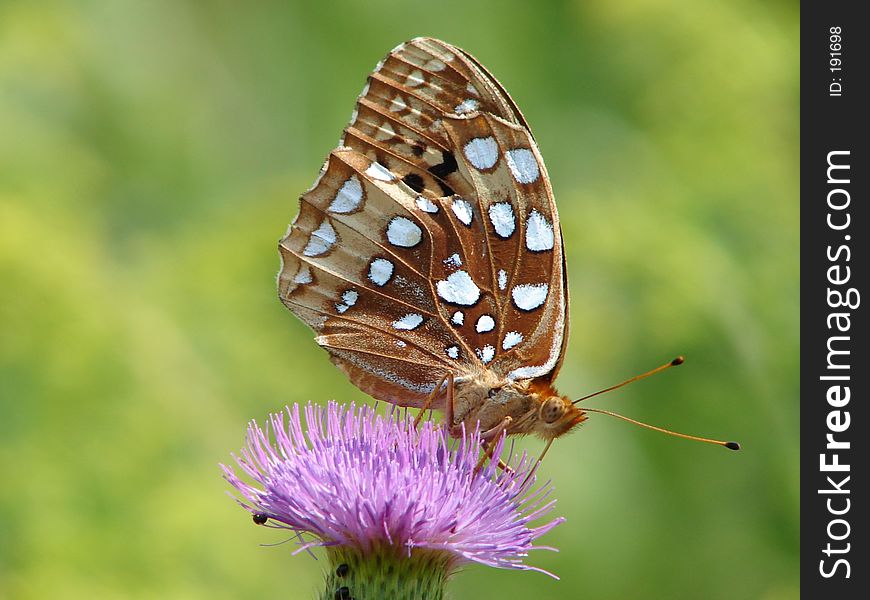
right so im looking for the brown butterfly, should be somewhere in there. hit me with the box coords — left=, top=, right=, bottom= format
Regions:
left=278, top=38, right=738, bottom=458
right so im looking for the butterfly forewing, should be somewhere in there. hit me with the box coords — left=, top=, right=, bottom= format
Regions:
left=279, top=37, right=568, bottom=409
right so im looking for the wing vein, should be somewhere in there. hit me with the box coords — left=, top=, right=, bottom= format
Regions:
left=298, top=196, right=428, bottom=280
left=284, top=248, right=440, bottom=318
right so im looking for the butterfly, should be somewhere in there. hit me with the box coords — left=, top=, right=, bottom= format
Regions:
left=277, top=38, right=738, bottom=456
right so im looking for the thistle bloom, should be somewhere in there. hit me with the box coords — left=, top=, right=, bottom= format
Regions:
left=222, top=402, right=564, bottom=598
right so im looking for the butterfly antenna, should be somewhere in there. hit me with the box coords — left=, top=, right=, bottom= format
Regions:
left=582, top=407, right=740, bottom=450
left=573, top=357, right=739, bottom=450
left=573, top=356, right=684, bottom=405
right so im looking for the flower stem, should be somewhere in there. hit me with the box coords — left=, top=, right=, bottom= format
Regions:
left=322, top=546, right=452, bottom=600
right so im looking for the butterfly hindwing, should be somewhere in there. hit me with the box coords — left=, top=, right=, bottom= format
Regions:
left=440, top=113, right=567, bottom=382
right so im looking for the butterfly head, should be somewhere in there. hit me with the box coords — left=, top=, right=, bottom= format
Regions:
left=533, top=388, right=587, bottom=440
left=502, top=379, right=586, bottom=440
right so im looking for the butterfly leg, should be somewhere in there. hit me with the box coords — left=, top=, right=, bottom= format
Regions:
left=475, top=416, right=513, bottom=474
left=481, top=416, right=513, bottom=442
left=479, top=440, right=515, bottom=474
left=413, top=371, right=454, bottom=430
left=490, top=452, right=515, bottom=474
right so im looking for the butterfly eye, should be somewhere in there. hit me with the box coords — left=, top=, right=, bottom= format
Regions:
left=540, top=397, right=566, bottom=424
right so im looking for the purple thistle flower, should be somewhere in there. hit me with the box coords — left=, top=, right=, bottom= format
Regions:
left=222, top=401, right=564, bottom=589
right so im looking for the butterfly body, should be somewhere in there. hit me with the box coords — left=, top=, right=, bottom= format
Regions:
left=280, top=38, right=585, bottom=443
left=450, top=376, right=586, bottom=441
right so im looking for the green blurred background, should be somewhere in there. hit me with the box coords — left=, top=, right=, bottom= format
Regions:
left=0, top=1, right=798, bottom=598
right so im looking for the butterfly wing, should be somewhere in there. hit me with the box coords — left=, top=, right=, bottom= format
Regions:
left=278, top=38, right=568, bottom=406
